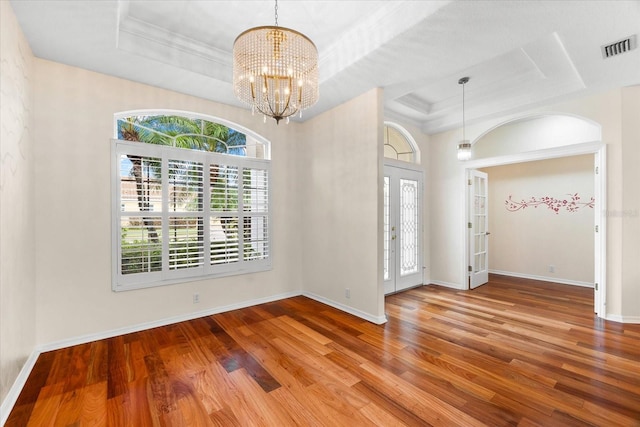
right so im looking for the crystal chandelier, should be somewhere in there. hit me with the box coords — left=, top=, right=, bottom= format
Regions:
left=233, top=0, right=319, bottom=124
left=457, top=77, right=472, bottom=161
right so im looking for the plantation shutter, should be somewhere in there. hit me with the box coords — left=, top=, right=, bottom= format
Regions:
left=113, top=141, right=270, bottom=291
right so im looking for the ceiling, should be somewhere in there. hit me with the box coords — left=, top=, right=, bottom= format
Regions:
left=10, top=0, right=640, bottom=134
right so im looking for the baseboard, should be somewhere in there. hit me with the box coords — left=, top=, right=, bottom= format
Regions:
left=489, top=270, right=594, bottom=288
left=38, top=290, right=301, bottom=353
left=1, top=350, right=40, bottom=426
left=428, top=280, right=465, bottom=289
left=302, top=291, right=387, bottom=324
left=604, top=314, right=640, bottom=324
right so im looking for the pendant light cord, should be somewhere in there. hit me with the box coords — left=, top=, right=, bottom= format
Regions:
left=462, top=82, right=465, bottom=141
left=458, top=77, right=470, bottom=141
left=274, top=0, right=279, bottom=26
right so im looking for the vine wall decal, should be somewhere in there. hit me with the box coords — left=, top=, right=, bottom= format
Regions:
left=505, top=193, right=595, bottom=214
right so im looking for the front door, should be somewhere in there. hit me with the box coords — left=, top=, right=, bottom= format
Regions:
left=384, top=164, right=423, bottom=295
left=469, top=170, right=489, bottom=289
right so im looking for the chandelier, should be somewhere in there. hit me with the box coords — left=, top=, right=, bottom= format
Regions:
left=232, top=0, right=319, bottom=124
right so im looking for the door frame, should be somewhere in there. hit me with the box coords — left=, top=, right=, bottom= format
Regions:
left=383, top=159, right=425, bottom=294
left=462, top=141, right=606, bottom=318
left=468, top=169, right=489, bottom=289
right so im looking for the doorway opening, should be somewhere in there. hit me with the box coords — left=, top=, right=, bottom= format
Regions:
left=462, top=114, right=606, bottom=318
left=382, top=122, right=423, bottom=295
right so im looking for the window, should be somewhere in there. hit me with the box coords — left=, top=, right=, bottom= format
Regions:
left=383, top=122, right=418, bottom=163
left=112, top=112, right=271, bottom=291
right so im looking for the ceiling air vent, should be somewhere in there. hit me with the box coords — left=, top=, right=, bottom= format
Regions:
left=601, top=34, right=637, bottom=59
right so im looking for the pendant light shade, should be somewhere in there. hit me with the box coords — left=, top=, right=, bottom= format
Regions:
left=457, top=77, right=471, bottom=161
left=457, top=140, right=471, bottom=161
left=232, top=1, right=319, bottom=124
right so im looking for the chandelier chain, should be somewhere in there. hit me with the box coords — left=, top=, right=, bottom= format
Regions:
left=274, top=0, right=279, bottom=26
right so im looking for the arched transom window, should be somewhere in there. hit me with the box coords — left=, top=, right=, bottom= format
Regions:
left=384, top=122, right=418, bottom=163
left=115, top=112, right=269, bottom=159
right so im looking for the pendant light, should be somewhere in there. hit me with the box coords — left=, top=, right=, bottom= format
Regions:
left=457, top=77, right=471, bottom=161
left=232, top=0, right=319, bottom=124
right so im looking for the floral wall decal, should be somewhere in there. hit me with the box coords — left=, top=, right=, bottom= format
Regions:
left=505, top=193, right=594, bottom=214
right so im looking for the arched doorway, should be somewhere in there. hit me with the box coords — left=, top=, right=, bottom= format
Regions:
left=462, top=114, right=606, bottom=317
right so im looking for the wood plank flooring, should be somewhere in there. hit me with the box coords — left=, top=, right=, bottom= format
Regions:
left=6, top=274, right=640, bottom=426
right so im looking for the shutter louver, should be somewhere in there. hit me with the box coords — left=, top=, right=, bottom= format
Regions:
left=167, top=160, right=205, bottom=271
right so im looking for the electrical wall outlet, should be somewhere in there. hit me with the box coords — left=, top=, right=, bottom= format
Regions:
left=193, top=293, right=200, bottom=304
left=548, top=265, right=555, bottom=273
left=345, top=288, right=351, bottom=299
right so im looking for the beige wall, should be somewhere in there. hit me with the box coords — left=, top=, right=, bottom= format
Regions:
left=31, top=59, right=307, bottom=345
left=429, top=87, right=640, bottom=322
left=482, top=155, right=594, bottom=284
left=428, top=126, right=467, bottom=288
left=621, top=86, right=640, bottom=317
left=473, top=115, right=601, bottom=158
left=0, top=1, right=36, bottom=404
left=300, top=89, right=386, bottom=322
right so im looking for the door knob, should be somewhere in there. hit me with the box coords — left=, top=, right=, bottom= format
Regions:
left=486, top=232, right=491, bottom=235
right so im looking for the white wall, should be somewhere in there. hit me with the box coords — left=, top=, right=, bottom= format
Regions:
left=299, top=89, right=386, bottom=323
left=0, top=1, right=36, bottom=404
left=429, top=87, right=640, bottom=322
left=482, top=155, right=594, bottom=285
left=32, top=59, right=304, bottom=345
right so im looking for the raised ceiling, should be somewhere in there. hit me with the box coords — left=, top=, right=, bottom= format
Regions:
left=10, top=0, right=640, bottom=133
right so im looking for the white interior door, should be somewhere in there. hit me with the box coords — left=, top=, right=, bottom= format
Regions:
left=469, top=170, right=489, bottom=289
left=384, top=164, right=423, bottom=295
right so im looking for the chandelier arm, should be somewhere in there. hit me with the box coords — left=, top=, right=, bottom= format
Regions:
left=256, top=93, right=297, bottom=124
left=260, top=74, right=299, bottom=120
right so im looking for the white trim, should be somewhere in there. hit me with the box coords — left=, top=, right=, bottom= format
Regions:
left=303, top=291, right=388, bottom=325
left=38, top=291, right=299, bottom=353
left=604, top=315, right=640, bottom=324
left=427, top=280, right=465, bottom=290
left=0, top=351, right=40, bottom=426
left=463, top=141, right=603, bottom=169
left=593, top=146, right=607, bottom=317
left=489, top=270, right=594, bottom=288
left=383, top=158, right=424, bottom=172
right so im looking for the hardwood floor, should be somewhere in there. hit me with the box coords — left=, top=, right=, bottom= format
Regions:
left=6, top=274, right=640, bottom=426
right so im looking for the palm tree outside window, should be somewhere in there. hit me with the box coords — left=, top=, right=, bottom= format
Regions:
left=113, top=112, right=271, bottom=291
